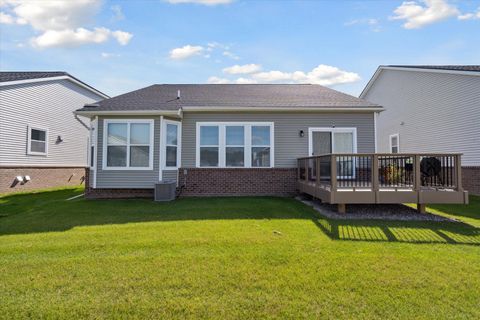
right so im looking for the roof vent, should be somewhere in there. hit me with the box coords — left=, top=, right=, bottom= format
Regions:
left=177, top=89, right=181, bottom=100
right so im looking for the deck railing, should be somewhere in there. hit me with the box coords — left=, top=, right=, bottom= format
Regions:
left=297, top=153, right=463, bottom=192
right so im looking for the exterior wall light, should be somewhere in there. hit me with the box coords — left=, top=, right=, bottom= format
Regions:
left=299, top=130, right=305, bottom=138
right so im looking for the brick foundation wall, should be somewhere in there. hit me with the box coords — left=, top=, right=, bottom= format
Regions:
left=463, top=166, right=480, bottom=196
left=0, top=167, right=86, bottom=195
left=178, top=168, right=298, bottom=197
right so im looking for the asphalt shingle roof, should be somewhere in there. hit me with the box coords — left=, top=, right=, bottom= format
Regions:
left=387, top=65, right=480, bottom=72
left=77, top=84, right=380, bottom=112
left=0, top=71, right=69, bottom=82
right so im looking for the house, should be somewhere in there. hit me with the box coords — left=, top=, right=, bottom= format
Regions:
left=0, top=72, right=108, bottom=194
left=75, top=84, right=383, bottom=199
left=360, top=65, right=480, bottom=195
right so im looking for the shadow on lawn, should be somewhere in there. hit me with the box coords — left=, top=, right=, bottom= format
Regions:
left=312, top=217, right=480, bottom=246
left=0, top=188, right=479, bottom=245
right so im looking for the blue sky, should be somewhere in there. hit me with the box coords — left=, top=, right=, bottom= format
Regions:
left=1, top=0, right=479, bottom=97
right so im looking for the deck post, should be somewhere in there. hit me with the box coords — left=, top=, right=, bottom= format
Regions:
left=372, top=154, right=379, bottom=203
left=330, top=155, right=337, bottom=203
left=456, top=154, right=463, bottom=191
left=417, top=203, right=426, bottom=214
left=338, top=203, right=346, bottom=214
left=414, top=155, right=421, bottom=191
left=315, top=157, right=320, bottom=188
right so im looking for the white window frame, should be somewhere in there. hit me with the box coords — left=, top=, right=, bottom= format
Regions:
left=308, top=127, right=357, bottom=156
left=27, top=125, right=48, bottom=156
left=162, top=119, right=182, bottom=170
left=389, top=133, right=400, bottom=153
left=89, top=118, right=97, bottom=169
left=195, top=122, right=274, bottom=168
left=102, top=119, right=154, bottom=170
left=308, top=127, right=357, bottom=180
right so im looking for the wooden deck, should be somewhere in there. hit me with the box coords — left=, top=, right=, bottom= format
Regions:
left=297, top=153, right=469, bottom=213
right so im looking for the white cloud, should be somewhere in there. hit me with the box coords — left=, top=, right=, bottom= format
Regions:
left=101, top=52, right=120, bottom=58
left=345, top=18, right=378, bottom=26
left=208, top=76, right=231, bottom=84
left=110, top=5, right=125, bottom=21
left=223, top=50, right=240, bottom=60
left=458, top=7, right=480, bottom=20
left=166, top=0, right=233, bottom=5
left=223, top=64, right=261, bottom=74
left=391, top=0, right=459, bottom=29
left=207, top=76, right=258, bottom=84
left=169, top=45, right=204, bottom=59
left=0, top=11, right=13, bottom=24
left=210, top=64, right=360, bottom=87
left=0, top=0, right=133, bottom=47
left=30, top=28, right=132, bottom=48
left=112, top=30, right=133, bottom=45
left=252, top=64, right=361, bottom=86
left=235, top=77, right=257, bottom=84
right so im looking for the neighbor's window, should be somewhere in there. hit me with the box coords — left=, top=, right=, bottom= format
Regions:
left=199, top=125, right=219, bottom=167
left=105, top=120, right=153, bottom=169
left=165, top=122, right=180, bottom=168
left=390, top=134, right=399, bottom=153
left=197, top=123, right=273, bottom=168
left=27, top=127, right=48, bottom=155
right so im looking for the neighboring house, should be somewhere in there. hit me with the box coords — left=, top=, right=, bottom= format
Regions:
left=0, top=72, right=108, bottom=194
left=360, top=65, right=480, bottom=195
left=75, top=84, right=382, bottom=198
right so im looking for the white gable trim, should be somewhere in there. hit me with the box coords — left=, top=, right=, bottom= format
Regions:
left=0, top=76, right=109, bottom=99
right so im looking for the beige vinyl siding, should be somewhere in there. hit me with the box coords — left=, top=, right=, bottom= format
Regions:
left=95, top=116, right=161, bottom=188
left=364, top=69, right=480, bottom=166
left=181, top=112, right=375, bottom=168
left=0, top=79, right=103, bottom=166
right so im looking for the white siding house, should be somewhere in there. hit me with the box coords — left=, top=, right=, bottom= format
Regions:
left=0, top=72, right=108, bottom=194
left=361, top=65, right=480, bottom=195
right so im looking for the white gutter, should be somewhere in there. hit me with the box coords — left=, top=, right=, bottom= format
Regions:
left=181, top=106, right=384, bottom=112
left=74, top=106, right=383, bottom=116
left=74, top=110, right=182, bottom=117
left=0, top=75, right=109, bottom=99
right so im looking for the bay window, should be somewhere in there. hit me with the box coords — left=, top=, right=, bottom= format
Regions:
left=103, top=120, right=154, bottom=170
left=196, top=122, right=274, bottom=168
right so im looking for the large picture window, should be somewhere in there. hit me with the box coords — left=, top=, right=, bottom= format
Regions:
left=199, top=125, right=219, bottom=167
left=103, top=120, right=154, bottom=170
left=196, top=122, right=274, bottom=168
left=27, top=126, right=48, bottom=156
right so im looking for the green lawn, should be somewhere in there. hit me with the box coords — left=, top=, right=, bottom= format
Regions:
left=0, top=188, right=479, bottom=319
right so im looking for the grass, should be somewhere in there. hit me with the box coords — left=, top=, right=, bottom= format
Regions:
left=0, top=188, right=479, bottom=319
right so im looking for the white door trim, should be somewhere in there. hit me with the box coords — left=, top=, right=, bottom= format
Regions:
left=308, top=127, right=358, bottom=156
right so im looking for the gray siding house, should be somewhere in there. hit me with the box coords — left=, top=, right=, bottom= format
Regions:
left=76, top=84, right=382, bottom=198
left=360, top=65, right=480, bottom=195
left=0, top=72, right=108, bottom=194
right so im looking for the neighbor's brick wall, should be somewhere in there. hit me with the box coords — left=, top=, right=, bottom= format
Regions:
left=178, top=168, right=298, bottom=197
left=0, top=167, right=86, bottom=195
left=463, top=166, right=480, bottom=196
